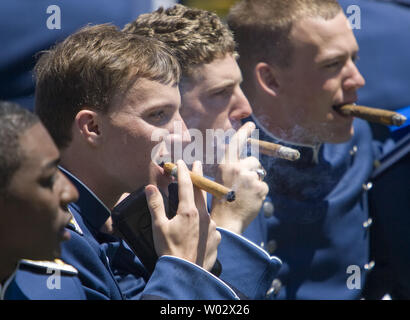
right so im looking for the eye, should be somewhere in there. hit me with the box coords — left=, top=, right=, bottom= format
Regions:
left=148, top=110, right=166, bottom=121
left=212, top=85, right=235, bottom=98
left=145, top=108, right=173, bottom=126
left=324, top=60, right=342, bottom=69
left=39, top=173, right=58, bottom=190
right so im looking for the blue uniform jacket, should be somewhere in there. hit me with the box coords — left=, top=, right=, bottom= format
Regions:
left=242, top=118, right=376, bottom=299
left=1, top=260, right=86, bottom=300
left=365, top=109, right=410, bottom=299
left=29, top=167, right=281, bottom=300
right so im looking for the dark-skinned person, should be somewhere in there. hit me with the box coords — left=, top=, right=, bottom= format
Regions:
left=0, top=101, right=83, bottom=299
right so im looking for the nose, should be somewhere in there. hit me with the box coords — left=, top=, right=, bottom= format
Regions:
left=228, top=88, right=252, bottom=121
left=343, top=60, right=366, bottom=91
left=169, top=113, right=191, bottom=144
left=59, top=172, right=79, bottom=207
left=163, top=114, right=192, bottom=162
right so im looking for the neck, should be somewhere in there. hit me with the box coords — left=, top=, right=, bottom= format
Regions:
left=60, top=162, right=123, bottom=210
left=252, top=103, right=321, bottom=147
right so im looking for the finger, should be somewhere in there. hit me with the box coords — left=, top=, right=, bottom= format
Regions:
left=225, top=121, right=256, bottom=163
left=176, top=160, right=195, bottom=210
left=145, top=185, right=167, bottom=225
left=191, top=161, right=209, bottom=215
left=239, top=156, right=263, bottom=171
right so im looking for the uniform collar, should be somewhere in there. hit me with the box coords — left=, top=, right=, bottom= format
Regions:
left=59, top=166, right=111, bottom=232
left=0, top=269, right=17, bottom=300
left=250, top=114, right=322, bottom=164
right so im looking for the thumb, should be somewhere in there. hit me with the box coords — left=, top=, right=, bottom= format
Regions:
left=225, top=121, right=256, bottom=163
left=145, top=185, right=167, bottom=226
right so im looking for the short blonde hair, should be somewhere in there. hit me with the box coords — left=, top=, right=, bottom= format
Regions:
left=35, top=24, right=180, bottom=149
left=123, top=4, right=236, bottom=76
left=227, top=0, right=342, bottom=69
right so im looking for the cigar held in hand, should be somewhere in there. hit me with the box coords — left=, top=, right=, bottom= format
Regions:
left=247, top=138, right=300, bottom=161
left=161, top=162, right=236, bottom=202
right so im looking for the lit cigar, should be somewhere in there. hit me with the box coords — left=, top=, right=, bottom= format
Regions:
left=160, top=162, right=236, bottom=202
left=247, top=138, right=300, bottom=161
left=335, top=104, right=407, bottom=126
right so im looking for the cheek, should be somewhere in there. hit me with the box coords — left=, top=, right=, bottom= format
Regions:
left=9, top=194, right=59, bottom=244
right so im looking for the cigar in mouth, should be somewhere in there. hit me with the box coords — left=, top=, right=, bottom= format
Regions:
left=160, top=162, right=236, bottom=202
left=334, top=104, right=407, bottom=127
left=247, top=138, right=300, bottom=161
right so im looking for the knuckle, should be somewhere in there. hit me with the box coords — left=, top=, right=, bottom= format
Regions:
left=149, top=200, right=162, bottom=211
left=215, top=230, right=222, bottom=244
left=183, top=207, right=198, bottom=218
left=209, top=219, right=217, bottom=230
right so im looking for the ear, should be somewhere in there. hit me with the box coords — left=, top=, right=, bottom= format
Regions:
left=74, top=110, right=102, bottom=147
left=254, top=62, right=280, bottom=97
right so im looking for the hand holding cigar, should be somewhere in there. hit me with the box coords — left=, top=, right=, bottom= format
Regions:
left=334, top=104, right=407, bottom=126
left=247, top=138, right=301, bottom=161
left=212, top=122, right=269, bottom=234
left=161, top=162, right=236, bottom=202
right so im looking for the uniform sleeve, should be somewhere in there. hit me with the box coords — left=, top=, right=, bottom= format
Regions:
left=141, top=256, right=239, bottom=300
left=216, top=227, right=282, bottom=300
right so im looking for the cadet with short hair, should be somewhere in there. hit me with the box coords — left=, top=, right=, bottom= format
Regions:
left=227, top=0, right=378, bottom=299
left=124, top=4, right=269, bottom=236
left=0, top=101, right=83, bottom=299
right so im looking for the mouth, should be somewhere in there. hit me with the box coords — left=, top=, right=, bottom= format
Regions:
left=151, top=157, right=175, bottom=186
left=59, top=223, right=71, bottom=242
left=332, top=100, right=357, bottom=119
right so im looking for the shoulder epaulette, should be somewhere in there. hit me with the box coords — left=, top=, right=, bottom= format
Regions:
left=67, top=208, right=83, bottom=235
left=19, top=259, right=78, bottom=276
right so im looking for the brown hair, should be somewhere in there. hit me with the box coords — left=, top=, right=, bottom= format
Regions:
left=123, top=4, right=236, bottom=76
left=227, top=0, right=342, bottom=69
left=34, top=24, right=180, bottom=149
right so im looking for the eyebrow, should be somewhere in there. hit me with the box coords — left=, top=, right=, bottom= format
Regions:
left=207, top=78, right=242, bottom=93
left=317, top=48, right=359, bottom=64
left=41, top=157, right=61, bottom=172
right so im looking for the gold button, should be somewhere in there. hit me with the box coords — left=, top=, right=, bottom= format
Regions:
left=362, top=182, right=373, bottom=191
left=266, top=279, right=282, bottom=297
left=364, top=261, right=375, bottom=270
left=350, top=145, right=358, bottom=156
left=363, top=218, right=373, bottom=228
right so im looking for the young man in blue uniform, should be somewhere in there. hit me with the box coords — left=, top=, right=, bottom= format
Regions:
left=123, top=3, right=270, bottom=238
left=227, top=0, right=395, bottom=299
left=34, top=24, right=281, bottom=299
left=0, top=101, right=83, bottom=299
